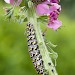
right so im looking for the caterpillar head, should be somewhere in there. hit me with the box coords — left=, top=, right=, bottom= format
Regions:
left=31, top=0, right=47, bottom=4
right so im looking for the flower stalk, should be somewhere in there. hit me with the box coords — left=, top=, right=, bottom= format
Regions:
left=27, top=6, right=58, bottom=75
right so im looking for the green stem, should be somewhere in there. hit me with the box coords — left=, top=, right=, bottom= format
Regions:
left=27, top=7, right=58, bottom=75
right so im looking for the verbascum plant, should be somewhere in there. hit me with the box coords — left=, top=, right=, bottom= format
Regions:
left=4, top=0, right=62, bottom=75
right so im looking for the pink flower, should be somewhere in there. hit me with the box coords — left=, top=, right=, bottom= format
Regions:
left=36, top=1, right=62, bottom=30
left=4, top=0, right=22, bottom=6
left=50, top=0, right=59, bottom=3
left=36, top=4, right=49, bottom=15
left=42, top=0, right=59, bottom=5
left=50, top=11, right=58, bottom=21
left=48, top=20, right=62, bottom=30
left=36, top=2, right=61, bottom=15
left=48, top=11, right=62, bottom=30
left=49, top=3, right=61, bottom=12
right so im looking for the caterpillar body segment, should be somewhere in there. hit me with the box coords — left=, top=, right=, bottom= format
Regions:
left=26, top=22, right=48, bottom=75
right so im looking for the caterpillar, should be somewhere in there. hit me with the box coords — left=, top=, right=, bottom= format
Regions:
left=31, top=0, right=47, bottom=4
left=26, top=22, right=48, bottom=75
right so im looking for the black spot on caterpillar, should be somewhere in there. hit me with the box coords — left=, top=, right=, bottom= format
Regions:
left=26, top=22, right=48, bottom=75
left=31, top=0, right=47, bottom=4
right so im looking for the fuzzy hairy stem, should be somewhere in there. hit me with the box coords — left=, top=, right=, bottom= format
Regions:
left=27, top=3, right=58, bottom=74
left=27, top=15, right=58, bottom=75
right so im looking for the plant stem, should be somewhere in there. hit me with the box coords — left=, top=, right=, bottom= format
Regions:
left=27, top=8, right=58, bottom=75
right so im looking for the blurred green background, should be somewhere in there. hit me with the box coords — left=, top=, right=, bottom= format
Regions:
left=0, top=0, right=75, bottom=75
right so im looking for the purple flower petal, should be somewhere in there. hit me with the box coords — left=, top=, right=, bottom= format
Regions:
left=50, top=11, right=58, bottom=21
left=49, top=3, right=61, bottom=13
left=50, top=0, right=59, bottom=3
left=4, top=0, right=22, bottom=6
left=36, top=4, right=49, bottom=15
left=48, top=20, right=62, bottom=30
